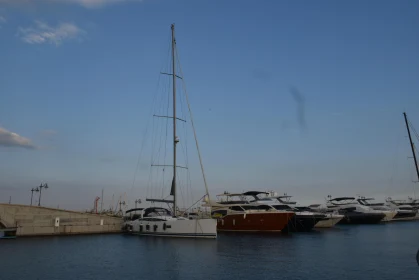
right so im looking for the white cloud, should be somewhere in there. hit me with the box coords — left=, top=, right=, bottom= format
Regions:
left=63, top=0, right=143, bottom=8
left=0, top=0, right=143, bottom=9
left=0, top=127, right=37, bottom=149
left=17, top=20, right=85, bottom=45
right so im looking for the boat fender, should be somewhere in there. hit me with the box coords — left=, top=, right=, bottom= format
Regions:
left=153, top=224, right=158, bottom=232
left=243, top=213, right=246, bottom=219
left=163, top=223, right=167, bottom=230
left=139, top=225, right=143, bottom=232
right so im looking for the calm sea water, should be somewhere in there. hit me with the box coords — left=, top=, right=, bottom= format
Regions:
left=1, top=222, right=418, bottom=280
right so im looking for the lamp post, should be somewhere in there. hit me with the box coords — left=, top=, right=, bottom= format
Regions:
left=118, top=200, right=126, bottom=216
left=135, top=199, right=142, bottom=208
left=38, top=183, right=49, bottom=206
left=30, top=187, right=39, bottom=206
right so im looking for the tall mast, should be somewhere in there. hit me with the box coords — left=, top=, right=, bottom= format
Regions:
left=403, top=112, right=419, bottom=183
left=171, top=24, right=178, bottom=215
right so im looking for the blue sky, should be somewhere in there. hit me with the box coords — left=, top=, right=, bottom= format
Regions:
left=1, top=0, right=419, bottom=210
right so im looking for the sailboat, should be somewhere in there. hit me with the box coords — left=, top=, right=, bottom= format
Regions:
left=123, top=24, right=217, bottom=238
left=386, top=112, right=419, bottom=220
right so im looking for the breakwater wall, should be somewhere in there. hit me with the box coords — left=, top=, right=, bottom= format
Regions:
left=0, top=204, right=123, bottom=236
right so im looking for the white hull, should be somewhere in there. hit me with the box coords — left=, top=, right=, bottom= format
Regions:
left=382, top=210, right=397, bottom=222
left=128, top=218, right=217, bottom=239
left=314, top=215, right=343, bottom=228
left=391, top=214, right=419, bottom=222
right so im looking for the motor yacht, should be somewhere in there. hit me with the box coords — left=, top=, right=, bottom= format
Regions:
left=326, top=197, right=386, bottom=224
left=242, top=191, right=326, bottom=232
left=386, top=198, right=418, bottom=221
left=356, top=197, right=397, bottom=222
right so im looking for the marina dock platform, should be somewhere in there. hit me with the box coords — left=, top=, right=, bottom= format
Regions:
left=0, top=204, right=123, bottom=237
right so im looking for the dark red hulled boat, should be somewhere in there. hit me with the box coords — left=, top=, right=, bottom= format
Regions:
left=212, top=204, right=294, bottom=232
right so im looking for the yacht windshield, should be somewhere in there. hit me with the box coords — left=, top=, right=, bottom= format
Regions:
left=144, top=208, right=172, bottom=217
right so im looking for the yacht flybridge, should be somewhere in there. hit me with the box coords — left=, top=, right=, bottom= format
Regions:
left=123, top=24, right=216, bottom=239
left=326, top=197, right=386, bottom=224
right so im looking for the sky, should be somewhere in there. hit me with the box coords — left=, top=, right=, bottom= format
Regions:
left=1, top=0, right=419, bottom=211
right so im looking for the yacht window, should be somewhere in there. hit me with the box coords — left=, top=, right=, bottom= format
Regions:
left=273, top=205, right=292, bottom=210
left=212, top=210, right=227, bottom=216
left=144, top=208, right=172, bottom=217
left=295, top=207, right=311, bottom=211
left=230, top=206, right=244, bottom=211
left=256, top=205, right=273, bottom=211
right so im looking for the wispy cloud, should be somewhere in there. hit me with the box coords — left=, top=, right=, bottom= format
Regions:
left=0, top=127, right=37, bottom=149
left=64, top=0, right=143, bottom=8
left=17, top=20, right=85, bottom=45
left=0, top=0, right=143, bottom=9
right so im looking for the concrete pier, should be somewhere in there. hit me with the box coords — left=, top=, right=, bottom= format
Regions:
left=0, top=204, right=123, bottom=236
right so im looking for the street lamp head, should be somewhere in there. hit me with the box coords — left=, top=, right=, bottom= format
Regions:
left=44, top=183, right=49, bottom=189
left=35, top=187, right=39, bottom=192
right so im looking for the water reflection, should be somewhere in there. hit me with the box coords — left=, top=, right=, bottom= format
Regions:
left=1, top=223, right=418, bottom=280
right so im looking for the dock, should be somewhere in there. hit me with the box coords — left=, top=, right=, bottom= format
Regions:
left=0, top=203, right=123, bottom=237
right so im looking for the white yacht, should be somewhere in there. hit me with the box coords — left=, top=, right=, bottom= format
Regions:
left=123, top=24, right=216, bottom=238
left=326, top=197, right=386, bottom=224
left=124, top=207, right=216, bottom=238
left=356, top=197, right=397, bottom=222
left=386, top=197, right=418, bottom=221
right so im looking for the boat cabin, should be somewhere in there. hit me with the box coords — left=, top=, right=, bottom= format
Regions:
left=124, top=207, right=174, bottom=221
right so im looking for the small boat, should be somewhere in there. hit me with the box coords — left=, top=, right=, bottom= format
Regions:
left=326, top=197, right=386, bottom=224
left=0, top=227, right=17, bottom=239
